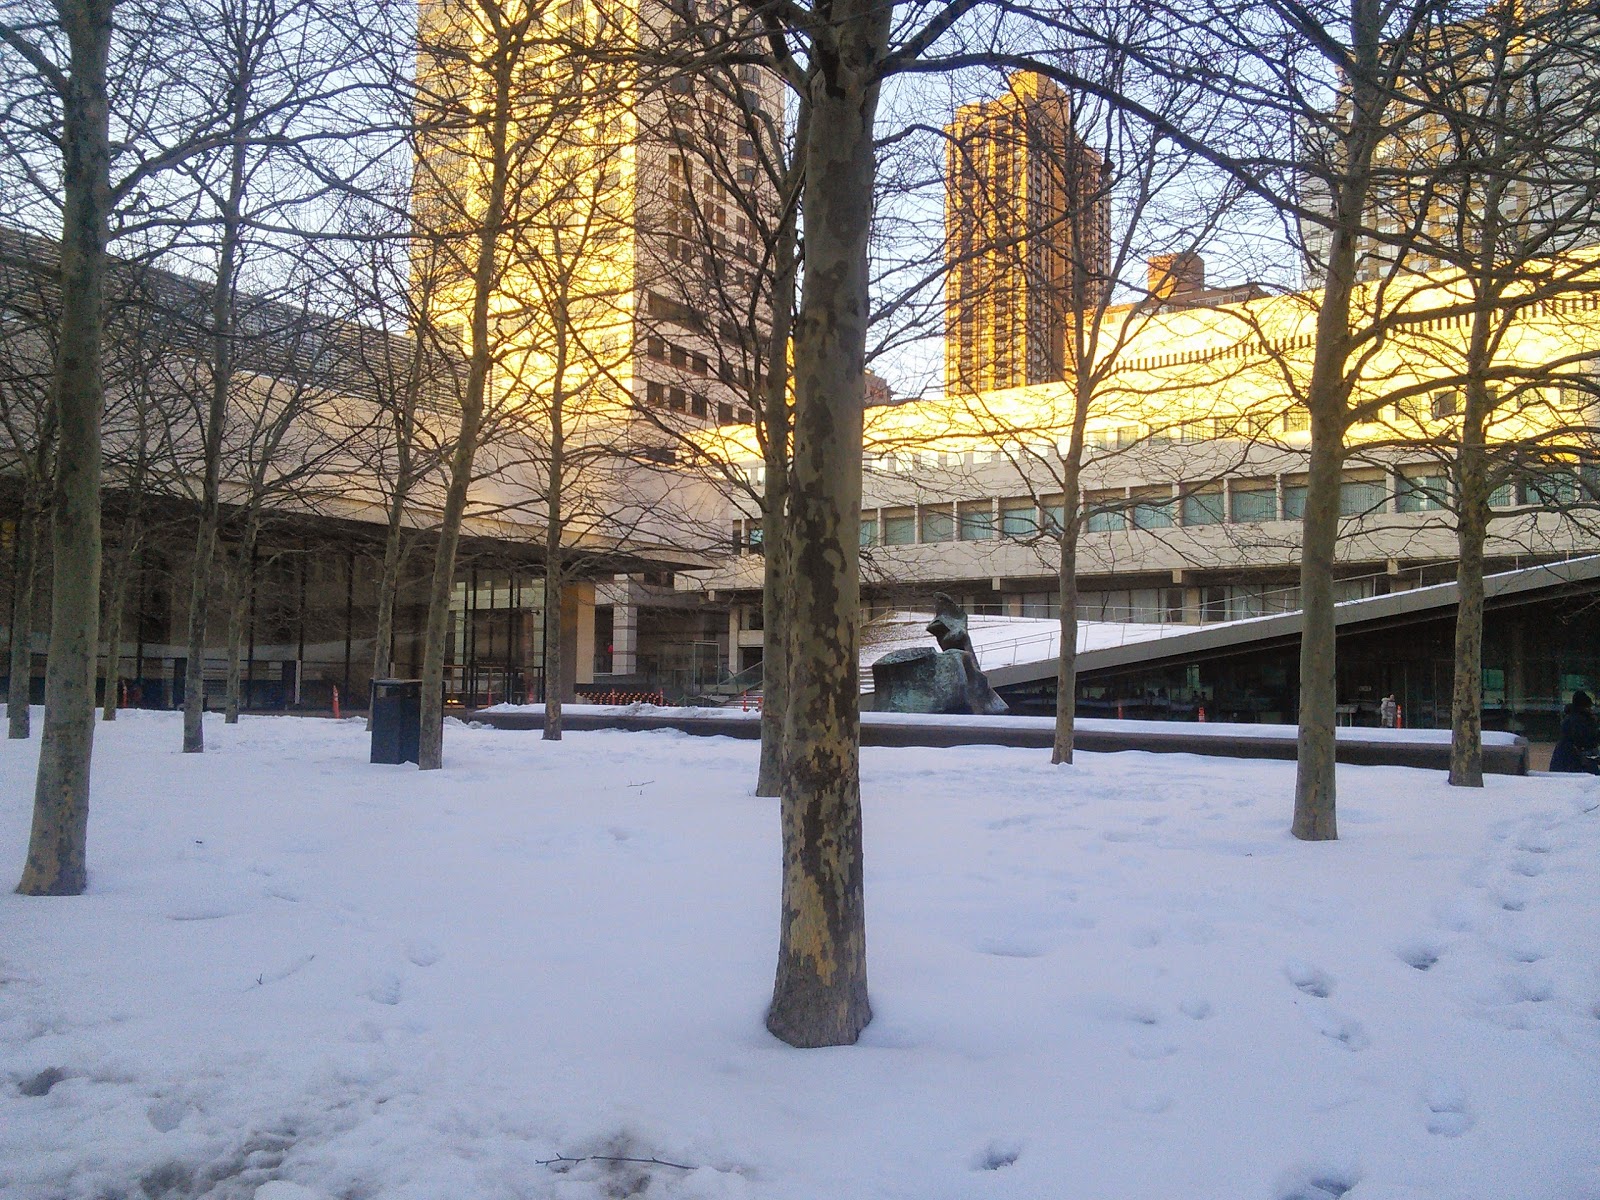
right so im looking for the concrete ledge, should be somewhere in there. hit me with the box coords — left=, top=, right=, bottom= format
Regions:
left=468, top=708, right=1530, bottom=776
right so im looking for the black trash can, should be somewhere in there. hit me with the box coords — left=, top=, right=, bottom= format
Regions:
left=370, top=678, right=423, bottom=765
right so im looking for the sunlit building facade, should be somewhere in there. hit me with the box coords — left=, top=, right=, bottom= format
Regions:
left=944, top=71, right=1111, bottom=393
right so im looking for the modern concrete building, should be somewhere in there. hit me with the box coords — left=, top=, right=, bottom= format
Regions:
left=703, top=259, right=1600, bottom=727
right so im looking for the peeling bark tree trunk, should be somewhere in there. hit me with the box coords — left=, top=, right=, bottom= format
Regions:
left=754, top=190, right=798, bottom=798
left=1449, top=386, right=1491, bottom=787
left=18, top=0, right=113, bottom=896
left=766, top=15, right=886, bottom=1048
left=8, top=504, right=41, bottom=739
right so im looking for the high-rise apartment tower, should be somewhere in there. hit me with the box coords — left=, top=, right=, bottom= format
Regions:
left=945, top=71, right=1111, bottom=395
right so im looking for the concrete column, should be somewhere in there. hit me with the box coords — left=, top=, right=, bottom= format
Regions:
left=612, top=601, right=638, bottom=676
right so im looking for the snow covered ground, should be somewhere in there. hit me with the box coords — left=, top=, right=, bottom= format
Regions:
left=2, top=709, right=1597, bottom=1200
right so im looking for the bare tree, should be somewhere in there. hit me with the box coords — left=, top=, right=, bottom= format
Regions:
left=3, top=0, right=114, bottom=895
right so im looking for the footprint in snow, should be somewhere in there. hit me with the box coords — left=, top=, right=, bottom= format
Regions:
left=1312, top=1010, right=1369, bottom=1051
left=1506, top=855, right=1545, bottom=878
left=1423, top=1079, right=1474, bottom=1137
left=1276, top=1166, right=1359, bottom=1200
left=147, top=1097, right=189, bottom=1133
left=1395, top=938, right=1443, bottom=972
left=1494, top=883, right=1532, bottom=912
left=1123, top=1090, right=1173, bottom=1114
left=970, top=1140, right=1021, bottom=1171
left=1285, top=959, right=1334, bottom=998
left=365, top=972, right=402, bottom=1006
left=1178, top=997, right=1212, bottom=1020
left=404, top=938, right=441, bottom=968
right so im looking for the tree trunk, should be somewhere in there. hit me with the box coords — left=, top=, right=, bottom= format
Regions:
left=1051, top=472, right=1084, bottom=764
left=366, top=389, right=417, bottom=729
left=8, top=503, right=41, bottom=739
left=543, top=561, right=563, bottom=740
left=182, top=127, right=248, bottom=754
left=99, top=518, right=137, bottom=722
left=1292, top=405, right=1343, bottom=841
left=19, top=0, right=112, bottom=896
left=417, top=64, right=512, bottom=771
left=766, top=28, right=885, bottom=1048
left=1449, top=392, right=1491, bottom=787
left=754, top=486, right=789, bottom=794
left=223, top=528, right=256, bottom=724
left=1052, top=522, right=1082, bottom=765
left=367, top=503, right=406, bottom=730
left=542, top=363, right=567, bottom=743
left=754, top=190, right=798, bottom=798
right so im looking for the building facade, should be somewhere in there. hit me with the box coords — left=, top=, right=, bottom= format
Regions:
left=944, top=71, right=1111, bottom=394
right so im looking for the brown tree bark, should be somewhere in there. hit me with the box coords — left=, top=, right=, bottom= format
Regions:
left=8, top=503, right=41, bottom=739
left=1293, top=404, right=1344, bottom=840
left=754, top=186, right=798, bottom=797
left=17, top=0, right=113, bottom=896
left=181, top=121, right=248, bottom=754
left=223, top=525, right=257, bottom=724
left=1291, top=0, right=1391, bottom=842
left=766, top=7, right=887, bottom=1048
left=1051, top=504, right=1083, bottom=766
left=98, top=515, right=138, bottom=722
left=1449, top=384, right=1491, bottom=787
left=417, top=51, right=513, bottom=771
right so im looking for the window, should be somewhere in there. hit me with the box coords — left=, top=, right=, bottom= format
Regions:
left=1488, top=480, right=1516, bottom=508
left=1000, top=501, right=1036, bottom=538
left=1086, top=508, right=1126, bottom=533
left=958, top=503, right=995, bottom=541
left=1525, top=470, right=1579, bottom=506
left=668, top=386, right=686, bottom=412
left=1230, top=484, right=1276, bottom=524
left=1397, top=472, right=1448, bottom=512
left=882, top=509, right=915, bottom=546
left=738, top=138, right=755, bottom=159
left=1281, top=406, right=1310, bottom=433
left=691, top=395, right=708, bottom=418
left=1131, top=495, right=1174, bottom=529
left=1042, top=498, right=1067, bottom=536
left=921, top=507, right=954, bottom=543
left=670, top=345, right=688, bottom=368
left=647, top=335, right=666, bottom=360
left=859, top=517, right=877, bottom=547
left=647, top=381, right=665, bottom=405
left=1182, top=490, right=1224, bottom=526
left=717, top=402, right=733, bottom=424
left=1282, top=483, right=1308, bottom=520
left=1339, top=478, right=1387, bottom=516
left=1430, top=389, right=1460, bottom=419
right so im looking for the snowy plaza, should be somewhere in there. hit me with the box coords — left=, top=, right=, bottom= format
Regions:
left=2, top=710, right=1598, bottom=1200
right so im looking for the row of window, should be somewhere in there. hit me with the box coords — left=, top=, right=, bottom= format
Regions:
left=643, top=381, right=751, bottom=424
left=733, top=466, right=1593, bottom=551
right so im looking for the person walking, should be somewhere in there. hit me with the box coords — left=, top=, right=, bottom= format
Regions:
left=1379, top=694, right=1398, bottom=729
left=1549, top=690, right=1600, bottom=774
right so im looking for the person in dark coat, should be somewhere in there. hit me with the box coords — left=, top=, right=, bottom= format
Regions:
left=1549, top=690, right=1600, bottom=774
